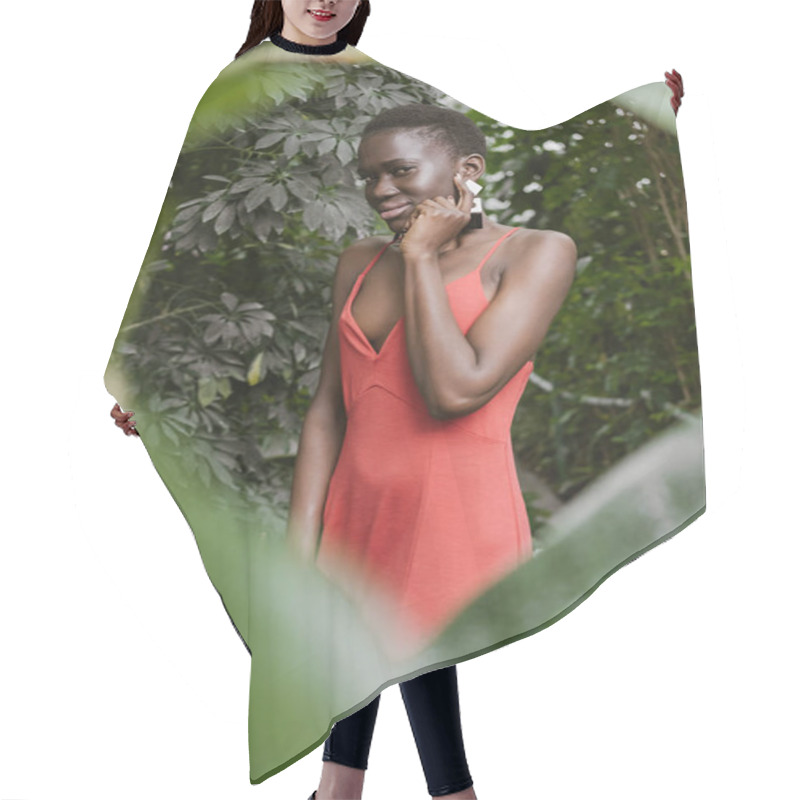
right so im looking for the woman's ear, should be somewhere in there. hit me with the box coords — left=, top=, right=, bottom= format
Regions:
left=460, top=154, right=486, bottom=182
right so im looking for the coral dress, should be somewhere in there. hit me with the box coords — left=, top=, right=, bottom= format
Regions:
left=315, top=227, right=535, bottom=645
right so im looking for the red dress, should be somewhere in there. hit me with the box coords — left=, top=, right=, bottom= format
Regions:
left=315, top=227, right=534, bottom=647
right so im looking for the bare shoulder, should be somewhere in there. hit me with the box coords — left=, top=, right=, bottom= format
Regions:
left=502, top=228, right=577, bottom=286
left=509, top=228, right=577, bottom=266
left=339, top=235, right=392, bottom=271
left=330, top=236, right=393, bottom=310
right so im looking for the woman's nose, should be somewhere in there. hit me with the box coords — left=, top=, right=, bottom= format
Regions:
left=371, top=175, right=399, bottom=198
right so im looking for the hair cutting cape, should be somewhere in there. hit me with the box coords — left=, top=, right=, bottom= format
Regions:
left=104, top=39, right=704, bottom=784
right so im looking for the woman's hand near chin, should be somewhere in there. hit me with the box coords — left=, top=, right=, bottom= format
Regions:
left=399, top=172, right=474, bottom=257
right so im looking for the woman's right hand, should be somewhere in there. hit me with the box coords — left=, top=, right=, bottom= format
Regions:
left=110, top=403, right=139, bottom=437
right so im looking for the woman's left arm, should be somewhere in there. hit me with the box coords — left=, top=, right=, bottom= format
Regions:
left=403, top=228, right=577, bottom=419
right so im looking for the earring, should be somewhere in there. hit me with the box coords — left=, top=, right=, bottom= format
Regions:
left=465, top=178, right=483, bottom=229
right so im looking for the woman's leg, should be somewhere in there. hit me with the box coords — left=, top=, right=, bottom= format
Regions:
left=317, top=694, right=381, bottom=799
left=400, top=665, right=475, bottom=798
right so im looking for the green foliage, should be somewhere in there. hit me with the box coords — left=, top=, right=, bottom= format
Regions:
left=476, top=96, right=700, bottom=504
left=110, top=67, right=700, bottom=529
left=111, top=61, right=449, bottom=520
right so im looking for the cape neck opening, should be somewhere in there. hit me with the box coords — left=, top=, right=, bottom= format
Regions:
left=269, top=31, right=348, bottom=55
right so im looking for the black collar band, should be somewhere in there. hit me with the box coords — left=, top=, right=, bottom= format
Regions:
left=270, top=32, right=348, bottom=55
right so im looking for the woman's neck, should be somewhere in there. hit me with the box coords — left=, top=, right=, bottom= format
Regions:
left=270, top=30, right=348, bottom=55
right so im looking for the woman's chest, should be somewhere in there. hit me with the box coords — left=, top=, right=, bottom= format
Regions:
left=349, top=256, right=501, bottom=354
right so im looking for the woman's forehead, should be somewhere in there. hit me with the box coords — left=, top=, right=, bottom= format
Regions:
left=358, top=129, right=447, bottom=165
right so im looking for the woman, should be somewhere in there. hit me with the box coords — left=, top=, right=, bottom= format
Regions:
left=288, top=96, right=575, bottom=797
left=112, top=3, right=576, bottom=799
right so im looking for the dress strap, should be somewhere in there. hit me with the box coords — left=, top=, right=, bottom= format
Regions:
left=474, top=227, right=521, bottom=273
left=356, top=227, right=520, bottom=287
left=357, top=241, right=393, bottom=282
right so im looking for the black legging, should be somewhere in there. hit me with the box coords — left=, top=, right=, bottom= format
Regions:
left=323, top=665, right=473, bottom=797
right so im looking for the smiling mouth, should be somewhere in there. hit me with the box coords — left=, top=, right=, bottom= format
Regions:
left=308, top=9, right=336, bottom=21
left=379, top=203, right=413, bottom=221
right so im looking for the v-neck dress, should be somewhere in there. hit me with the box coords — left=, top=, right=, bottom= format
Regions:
left=315, top=227, right=535, bottom=643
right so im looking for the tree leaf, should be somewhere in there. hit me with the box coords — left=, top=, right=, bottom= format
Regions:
left=272, top=183, right=288, bottom=212
left=245, top=183, right=273, bottom=213
left=202, top=198, right=226, bottom=223
left=214, top=204, right=236, bottom=235
left=255, top=131, right=285, bottom=149
left=221, top=292, right=238, bottom=311
left=197, top=377, right=217, bottom=407
left=247, top=351, right=265, bottom=386
left=336, top=139, right=352, bottom=165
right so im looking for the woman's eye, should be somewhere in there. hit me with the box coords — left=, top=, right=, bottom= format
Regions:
left=357, top=168, right=412, bottom=186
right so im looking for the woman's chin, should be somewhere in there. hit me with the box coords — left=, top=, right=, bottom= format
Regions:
left=386, top=216, right=412, bottom=235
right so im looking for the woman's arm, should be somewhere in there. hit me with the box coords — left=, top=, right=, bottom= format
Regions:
left=285, top=241, right=372, bottom=562
left=401, top=187, right=577, bottom=419
left=286, top=387, right=345, bottom=563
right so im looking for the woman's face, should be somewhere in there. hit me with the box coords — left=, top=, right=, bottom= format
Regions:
left=280, top=0, right=361, bottom=45
left=357, top=130, right=461, bottom=234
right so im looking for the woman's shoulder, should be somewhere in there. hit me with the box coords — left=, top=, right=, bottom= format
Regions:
left=337, top=235, right=394, bottom=274
left=501, top=227, right=578, bottom=287
left=341, top=235, right=394, bottom=259
left=331, top=236, right=394, bottom=295
left=509, top=226, right=576, bottom=251
left=508, top=227, right=577, bottom=265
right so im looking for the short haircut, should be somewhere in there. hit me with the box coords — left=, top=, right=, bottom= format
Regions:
left=361, top=104, right=486, bottom=161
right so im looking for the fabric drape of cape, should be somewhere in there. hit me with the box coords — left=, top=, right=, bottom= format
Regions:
left=104, top=39, right=704, bottom=784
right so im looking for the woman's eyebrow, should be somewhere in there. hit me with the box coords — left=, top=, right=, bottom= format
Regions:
left=357, top=158, right=420, bottom=177
left=382, top=158, right=419, bottom=167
